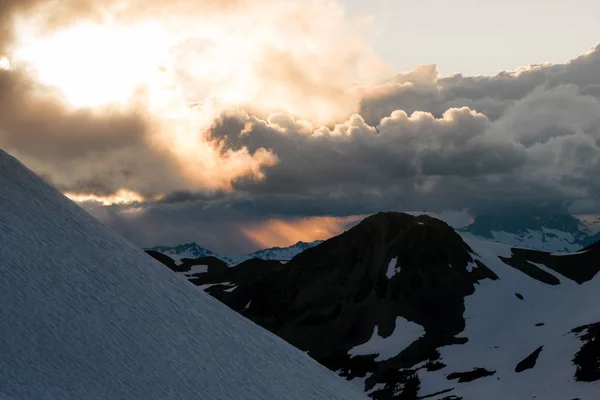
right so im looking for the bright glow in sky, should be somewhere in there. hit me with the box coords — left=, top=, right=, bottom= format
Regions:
left=343, top=0, right=600, bottom=76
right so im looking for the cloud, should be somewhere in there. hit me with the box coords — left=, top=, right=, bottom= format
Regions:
left=239, top=215, right=365, bottom=250
left=201, top=45, right=600, bottom=219
left=4, top=0, right=380, bottom=198
left=2, top=0, right=600, bottom=250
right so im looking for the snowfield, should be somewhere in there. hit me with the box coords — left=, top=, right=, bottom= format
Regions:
left=416, top=236, right=600, bottom=400
left=0, top=150, right=366, bottom=400
left=349, top=317, right=425, bottom=362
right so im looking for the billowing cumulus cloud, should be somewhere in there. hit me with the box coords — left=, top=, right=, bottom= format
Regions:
left=1, top=0, right=600, bottom=251
left=0, top=0, right=379, bottom=199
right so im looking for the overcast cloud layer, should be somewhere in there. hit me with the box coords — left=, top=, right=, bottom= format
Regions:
left=1, top=0, right=599, bottom=251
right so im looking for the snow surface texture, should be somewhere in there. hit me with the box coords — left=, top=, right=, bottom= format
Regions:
left=0, top=150, right=366, bottom=400
left=149, top=240, right=323, bottom=265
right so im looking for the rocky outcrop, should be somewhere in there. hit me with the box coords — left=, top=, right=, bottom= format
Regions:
left=186, top=213, right=498, bottom=397
left=152, top=212, right=600, bottom=399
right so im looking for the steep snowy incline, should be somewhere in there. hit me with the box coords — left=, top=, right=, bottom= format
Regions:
left=0, top=150, right=366, bottom=400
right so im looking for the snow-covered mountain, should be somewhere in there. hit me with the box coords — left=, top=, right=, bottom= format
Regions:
left=0, top=149, right=367, bottom=400
left=147, top=240, right=323, bottom=265
left=459, top=214, right=600, bottom=252
left=152, top=212, right=600, bottom=400
left=148, top=242, right=215, bottom=261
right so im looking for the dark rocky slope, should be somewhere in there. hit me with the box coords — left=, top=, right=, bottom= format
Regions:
left=180, top=213, right=499, bottom=397
left=153, top=212, right=600, bottom=399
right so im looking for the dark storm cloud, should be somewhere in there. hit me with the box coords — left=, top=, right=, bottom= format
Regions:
left=2, top=0, right=600, bottom=249
left=82, top=200, right=265, bottom=252
left=198, top=45, right=600, bottom=217
left=90, top=43, right=600, bottom=249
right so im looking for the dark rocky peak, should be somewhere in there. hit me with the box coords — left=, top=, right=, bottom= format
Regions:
left=194, top=213, right=495, bottom=374
left=499, top=242, right=600, bottom=284
left=291, top=212, right=476, bottom=278
left=150, top=210, right=600, bottom=400
left=145, top=250, right=180, bottom=271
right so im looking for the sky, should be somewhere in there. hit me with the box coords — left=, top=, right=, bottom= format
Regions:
left=343, top=0, right=600, bottom=76
left=0, top=0, right=599, bottom=252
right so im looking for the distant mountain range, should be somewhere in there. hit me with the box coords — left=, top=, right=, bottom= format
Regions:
left=459, top=214, right=600, bottom=252
left=148, top=214, right=600, bottom=267
left=148, top=212, right=600, bottom=400
left=146, top=240, right=323, bottom=266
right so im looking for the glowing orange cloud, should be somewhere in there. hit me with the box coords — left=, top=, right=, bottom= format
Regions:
left=64, top=189, right=150, bottom=206
left=241, top=214, right=366, bottom=249
left=1, top=0, right=387, bottom=204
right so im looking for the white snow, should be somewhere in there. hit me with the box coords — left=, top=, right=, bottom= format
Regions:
left=386, top=257, right=398, bottom=279
left=550, top=249, right=591, bottom=256
left=349, top=317, right=424, bottom=361
left=155, top=244, right=214, bottom=263
left=184, top=264, right=208, bottom=275
left=416, top=235, right=600, bottom=400
left=462, top=227, right=587, bottom=253
left=196, top=281, right=234, bottom=291
left=152, top=241, right=322, bottom=266
left=0, top=150, right=366, bottom=400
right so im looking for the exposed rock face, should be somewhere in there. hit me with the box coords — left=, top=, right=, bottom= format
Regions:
left=571, top=322, right=600, bottom=382
left=447, top=368, right=496, bottom=383
left=515, top=346, right=544, bottom=372
left=145, top=251, right=228, bottom=274
left=152, top=212, right=600, bottom=399
left=182, top=213, right=497, bottom=397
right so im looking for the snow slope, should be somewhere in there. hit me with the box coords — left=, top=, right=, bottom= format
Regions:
left=0, top=150, right=366, bottom=400
left=416, top=236, right=600, bottom=400
left=148, top=240, right=323, bottom=265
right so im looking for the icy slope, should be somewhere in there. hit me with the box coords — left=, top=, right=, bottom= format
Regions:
left=0, top=150, right=366, bottom=400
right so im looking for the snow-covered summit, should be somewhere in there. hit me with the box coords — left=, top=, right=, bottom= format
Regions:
left=242, top=240, right=323, bottom=263
left=147, top=240, right=323, bottom=265
left=148, top=242, right=215, bottom=262
left=459, top=214, right=599, bottom=252
left=0, top=149, right=366, bottom=400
